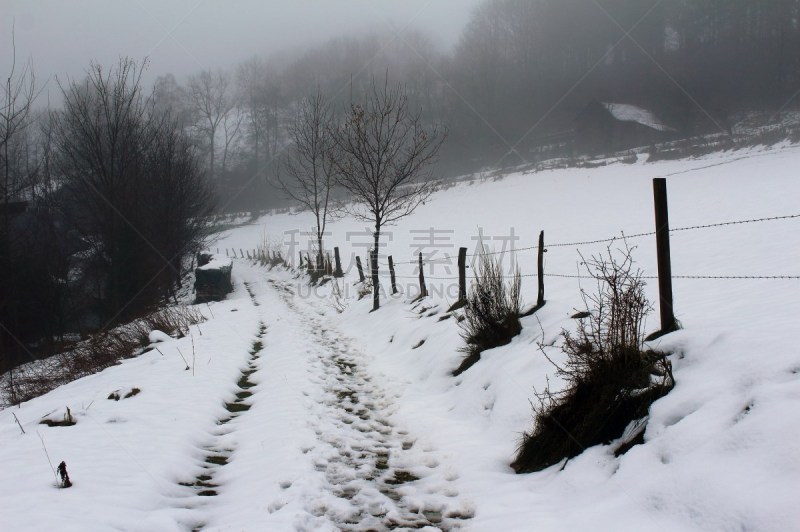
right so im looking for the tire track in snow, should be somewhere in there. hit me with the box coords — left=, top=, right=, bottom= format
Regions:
left=267, top=277, right=474, bottom=531
left=177, top=282, right=266, bottom=531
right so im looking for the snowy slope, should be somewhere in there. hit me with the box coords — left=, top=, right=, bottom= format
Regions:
left=2, top=144, right=800, bottom=531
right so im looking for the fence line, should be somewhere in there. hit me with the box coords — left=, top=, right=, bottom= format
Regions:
left=239, top=209, right=800, bottom=285
left=385, top=272, right=800, bottom=281
left=399, top=211, right=800, bottom=265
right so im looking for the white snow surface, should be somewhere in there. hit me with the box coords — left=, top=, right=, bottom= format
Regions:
left=603, top=102, right=677, bottom=132
left=198, top=255, right=233, bottom=271
left=148, top=330, right=172, bottom=344
left=2, top=144, right=800, bottom=531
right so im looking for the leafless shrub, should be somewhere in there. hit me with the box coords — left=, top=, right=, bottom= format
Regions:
left=453, top=250, right=522, bottom=376
left=512, top=243, right=673, bottom=473
left=356, top=274, right=374, bottom=301
left=256, top=231, right=287, bottom=269
left=329, top=279, right=348, bottom=314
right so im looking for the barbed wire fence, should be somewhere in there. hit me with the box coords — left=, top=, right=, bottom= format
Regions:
left=230, top=181, right=799, bottom=331
left=230, top=213, right=800, bottom=280
left=342, top=180, right=797, bottom=333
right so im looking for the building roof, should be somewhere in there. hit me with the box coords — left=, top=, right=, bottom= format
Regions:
left=602, top=103, right=677, bottom=133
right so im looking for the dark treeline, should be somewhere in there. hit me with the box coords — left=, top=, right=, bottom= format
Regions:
left=447, top=0, right=800, bottom=165
left=1, top=58, right=214, bottom=373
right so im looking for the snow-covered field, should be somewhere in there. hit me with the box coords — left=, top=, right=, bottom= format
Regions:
left=2, top=144, right=799, bottom=531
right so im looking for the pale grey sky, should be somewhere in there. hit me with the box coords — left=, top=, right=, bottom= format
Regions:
left=1, top=0, right=482, bottom=89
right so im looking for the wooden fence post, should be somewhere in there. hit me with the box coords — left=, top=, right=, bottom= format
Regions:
left=537, top=230, right=545, bottom=308
left=334, top=247, right=344, bottom=277
left=457, top=247, right=468, bottom=302
left=418, top=253, right=428, bottom=298
left=388, top=256, right=398, bottom=294
left=355, top=256, right=365, bottom=282
left=653, top=178, right=676, bottom=334
left=326, top=253, right=333, bottom=275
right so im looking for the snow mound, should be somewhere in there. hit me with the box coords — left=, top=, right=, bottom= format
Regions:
left=197, top=255, right=233, bottom=271
left=148, top=330, right=171, bottom=344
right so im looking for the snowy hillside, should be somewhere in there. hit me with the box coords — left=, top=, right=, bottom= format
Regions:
left=2, top=144, right=800, bottom=531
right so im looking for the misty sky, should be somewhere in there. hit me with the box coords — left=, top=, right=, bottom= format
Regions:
left=1, top=0, right=482, bottom=89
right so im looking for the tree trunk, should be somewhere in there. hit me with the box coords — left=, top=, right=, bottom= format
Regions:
left=209, top=127, right=216, bottom=179
left=372, top=228, right=381, bottom=311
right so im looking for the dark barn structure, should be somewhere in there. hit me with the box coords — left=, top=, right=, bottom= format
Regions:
left=575, top=101, right=678, bottom=156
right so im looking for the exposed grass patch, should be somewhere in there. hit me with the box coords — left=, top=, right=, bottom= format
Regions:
left=385, top=470, right=420, bottom=485
left=40, top=407, right=76, bottom=427
left=124, top=387, right=141, bottom=399
left=204, top=455, right=229, bottom=466
left=237, top=374, right=256, bottom=389
left=40, top=418, right=77, bottom=427
left=225, top=402, right=251, bottom=413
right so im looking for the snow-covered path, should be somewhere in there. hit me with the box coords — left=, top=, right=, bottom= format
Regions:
left=261, top=274, right=472, bottom=530
left=189, top=261, right=473, bottom=531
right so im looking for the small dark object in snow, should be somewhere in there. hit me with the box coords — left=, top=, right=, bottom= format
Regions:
left=571, top=311, right=591, bottom=319
left=57, top=461, right=72, bottom=488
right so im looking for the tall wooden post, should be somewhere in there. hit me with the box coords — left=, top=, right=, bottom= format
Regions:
left=653, top=178, right=676, bottom=333
left=457, top=247, right=468, bottom=302
left=334, top=247, right=343, bottom=277
left=418, top=253, right=428, bottom=298
left=388, top=256, right=398, bottom=294
left=355, top=256, right=365, bottom=282
left=537, top=231, right=545, bottom=307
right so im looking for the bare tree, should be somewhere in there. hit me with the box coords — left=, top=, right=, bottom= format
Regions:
left=1, top=25, right=39, bottom=219
left=278, top=91, right=338, bottom=270
left=153, top=73, right=192, bottom=129
left=186, top=69, right=235, bottom=179
left=1, top=27, right=41, bottom=389
left=236, top=57, right=271, bottom=171
left=55, top=57, right=214, bottom=319
left=220, top=111, right=243, bottom=177
left=329, top=78, right=445, bottom=310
